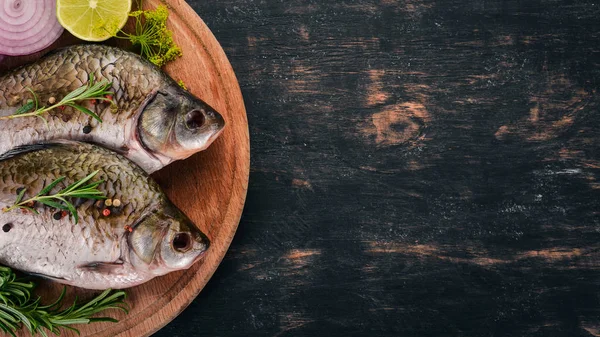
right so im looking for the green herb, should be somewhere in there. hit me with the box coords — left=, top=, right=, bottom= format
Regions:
left=0, top=75, right=114, bottom=125
left=2, top=170, right=107, bottom=224
left=0, top=266, right=127, bottom=337
left=116, top=4, right=182, bottom=67
left=177, top=79, right=187, bottom=90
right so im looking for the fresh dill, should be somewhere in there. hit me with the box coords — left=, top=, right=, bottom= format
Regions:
left=0, top=75, right=114, bottom=125
left=2, top=170, right=107, bottom=224
left=115, top=4, right=182, bottom=67
left=0, top=266, right=127, bottom=337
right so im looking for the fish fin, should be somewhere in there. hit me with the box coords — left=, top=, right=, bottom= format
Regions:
left=0, top=141, right=86, bottom=161
left=26, top=272, right=67, bottom=282
left=78, top=259, right=124, bottom=274
left=0, top=143, right=59, bottom=161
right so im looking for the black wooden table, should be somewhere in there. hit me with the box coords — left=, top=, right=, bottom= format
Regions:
left=156, top=1, right=600, bottom=336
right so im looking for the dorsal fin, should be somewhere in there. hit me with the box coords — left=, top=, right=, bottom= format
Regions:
left=0, top=143, right=59, bottom=161
left=0, top=140, right=83, bottom=162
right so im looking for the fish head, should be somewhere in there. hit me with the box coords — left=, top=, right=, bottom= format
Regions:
left=128, top=204, right=210, bottom=274
left=137, top=84, right=225, bottom=163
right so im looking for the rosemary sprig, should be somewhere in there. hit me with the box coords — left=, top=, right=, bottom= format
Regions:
left=0, top=74, right=114, bottom=125
left=0, top=266, right=128, bottom=337
left=2, top=170, right=107, bottom=224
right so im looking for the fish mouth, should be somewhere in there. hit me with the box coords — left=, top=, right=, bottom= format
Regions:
left=170, top=108, right=225, bottom=158
left=192, top=247, right=209, bottom=264
left=134, top=90, right=226, bottom=166
left=190, top=227, right=211, bottom=263
left=175, top=94, right=226, bottom=153
left=205, top=112, right=226, bottom=146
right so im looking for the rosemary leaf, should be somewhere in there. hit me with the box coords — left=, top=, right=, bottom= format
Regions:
left=79, top=181, right=105, bottom=190
left=63, top=171, right=101, bottom=194
left=64, top=202, right=78, bottom=223
left=39, top=177, right=66, bottom=196
left=14, top=189, right=26, bottom=205
left=0, top=267, right=127, bottom=336
left=36, top=200, right=68, bottom=210
left=18, top=206, right=37, bottom=214
left=3, top=170, right=106, bottom=224
left=65, top=103, right=102, bottom=123
left=14, top=100, right=35, bottom=115
left=0, top=75, right=114, bottom=124
left=60, top=85, right=89, bottom=102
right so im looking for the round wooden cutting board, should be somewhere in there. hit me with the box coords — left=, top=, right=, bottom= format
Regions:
left=0, top=1, right=249, bottom=336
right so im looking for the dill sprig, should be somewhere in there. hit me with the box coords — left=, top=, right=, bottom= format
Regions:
left=0, top=266, right=128, bottom=337
left=115, top=4, right=182, bottom=67
left=0, top=74, right=114, bottom=125
left=2, top=170, right=107, bottom=224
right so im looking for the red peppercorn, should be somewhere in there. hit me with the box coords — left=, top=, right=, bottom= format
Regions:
left=102, top=209, right=111, bottom=216
left=124, top=225, right=133, bottom=233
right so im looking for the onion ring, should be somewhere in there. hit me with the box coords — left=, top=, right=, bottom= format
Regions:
left=0, top=0, right=64, bottom=56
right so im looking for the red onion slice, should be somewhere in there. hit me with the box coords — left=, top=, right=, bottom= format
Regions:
left=0, top=0, right=64, bottom=56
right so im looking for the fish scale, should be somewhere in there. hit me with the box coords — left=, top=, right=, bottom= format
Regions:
left=0, top=141, right=209, bottom=289
left=0, top=44, right=225, bottom=173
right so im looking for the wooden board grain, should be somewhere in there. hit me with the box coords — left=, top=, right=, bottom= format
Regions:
left=1, top=0, right=249, bottom=336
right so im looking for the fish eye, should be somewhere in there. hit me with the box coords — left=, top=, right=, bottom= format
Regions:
left=172, top=233, right=192, bottom=252
left=185, top=110, right=206, bottom=129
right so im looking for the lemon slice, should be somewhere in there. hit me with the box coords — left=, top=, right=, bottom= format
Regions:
left=56, top=0, right=132, bottom=42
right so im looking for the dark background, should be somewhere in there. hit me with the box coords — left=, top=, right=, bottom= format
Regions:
left=157, top=0, right=600, bottom=336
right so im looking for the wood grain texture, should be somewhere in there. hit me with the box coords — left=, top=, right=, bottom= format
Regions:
left=1, top=0, right=249, bottom=336
left=153, top=0, right=600, bottom=336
